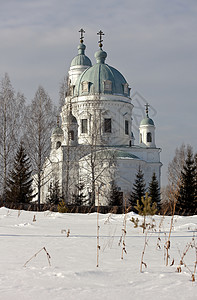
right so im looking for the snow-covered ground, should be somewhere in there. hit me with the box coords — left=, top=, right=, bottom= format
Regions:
left=0, top=207, right=196, bottom=300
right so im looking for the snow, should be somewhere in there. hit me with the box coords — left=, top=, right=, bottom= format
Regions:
left=0, top=207, right=196, bottom=300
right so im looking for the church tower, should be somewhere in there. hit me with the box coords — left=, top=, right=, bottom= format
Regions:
left=68, top=28, right=92, bottom=89
left=139, top=104, right=156, bottom=148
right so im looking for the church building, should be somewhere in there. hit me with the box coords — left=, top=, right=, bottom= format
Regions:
left=37, top=30, right=162, bottom=205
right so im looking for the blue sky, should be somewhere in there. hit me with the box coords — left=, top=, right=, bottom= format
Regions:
left=0, top=0, right=197, bottom=186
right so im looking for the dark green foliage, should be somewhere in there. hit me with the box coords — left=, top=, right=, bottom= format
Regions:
left=129, top=166, right=146, bottom=211
left=46, top=181, right=60, bottom=205
left=148, top=172, right=161, bottom=211
left=72, top=182, right=86, bottom=206
left=108, top=180, right=123, bottom=206
left=176, top=147, right=197, bottom=215
left=6, top=142, right=33, bottom=203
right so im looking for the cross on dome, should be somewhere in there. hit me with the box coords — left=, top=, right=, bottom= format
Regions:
left=79, top=28, right=85, bottom=43
left=145, top=103, right=150, bottom=117
left=97, top=30, right=104, bottom=49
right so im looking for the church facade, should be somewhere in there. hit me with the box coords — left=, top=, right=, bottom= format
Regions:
left=37, top=30, right=162, bottom=205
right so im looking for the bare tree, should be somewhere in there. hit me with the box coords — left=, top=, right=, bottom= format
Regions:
left=167, top=143, right=189, bottom=189
left=24, top=86, right=57, bottom=209
left=59, top=76, right=68, bottom=112
left=0, top=73, right=25, bottom=197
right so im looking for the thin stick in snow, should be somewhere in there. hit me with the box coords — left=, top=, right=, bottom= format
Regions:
left=23, top=247, right=51, bottom=267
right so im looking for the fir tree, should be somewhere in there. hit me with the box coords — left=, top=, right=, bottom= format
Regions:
left=133, top=192, right=157, bottom=232
left=108, top=180, right=123, bottom=206
left=46, top=181, right=60, bottom=205
left=6, top=142, right=33, bottom=203
left=148, top=172, right=160, bottom=211
left=72, top=182, right=86, bottom=206
left=176, top=147, right=197, bottom=215
left=129, top=166, right=146, bottom=211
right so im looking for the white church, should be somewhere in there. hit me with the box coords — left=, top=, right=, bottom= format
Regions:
left=38, top=30, right=162, bottom=205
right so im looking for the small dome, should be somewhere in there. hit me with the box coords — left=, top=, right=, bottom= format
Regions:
left=71, top=43, right=92, bottom=67
left=95, top=49, right=107, bottom=64
left=140, top=117, right=154, bottom=126
left=74, top=49, right=130, bottom=97
left=52, top=126, right=64, bottom=136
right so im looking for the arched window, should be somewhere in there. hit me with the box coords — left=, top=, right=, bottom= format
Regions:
left=56, top=141, right=61, bottom=149
left=147, top=132, right=152, bottom=142
left=140, top=133, right=142, bottom=143
left=125, top=120, right=129, bottom=135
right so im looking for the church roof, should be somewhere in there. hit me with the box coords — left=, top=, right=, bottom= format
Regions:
left=140, top=117, right=154, bottom=126
left=52, top=126, right=64, bottom=136
left=71, top=42, right=92, bottom=67
left=74, top=48, right=130, bottom=97
left=140, top=104, right=155, bottom=126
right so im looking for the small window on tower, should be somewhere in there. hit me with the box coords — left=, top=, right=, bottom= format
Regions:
left=104, top=118, right=111, bottom=133
left=81, top=119, right=88, bottom=133
left=104, top=80, right=112, bottom=92
left=147, top=132, right=152, bottom=142
left=140, top=133, right=142, bottom=143
left=56, top=141, right=61, bottom=149
left=82, top=81, right=89, bottom=92
left=124, top=83, right=129, bottom=94
left=125, top=120, right=129, bottom=135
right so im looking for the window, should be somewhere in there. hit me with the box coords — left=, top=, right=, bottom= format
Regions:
left=82, top=81, right=89, bottom=92
left=147, top=132, right=152, bottom=142
left=56, top=141, right=61, bottom=149
left=124, top=83, right=129, bottom=94
left=125, top=120, right=129, bottom=135
left=104, top=80, right=112, bottom=92
left=104, top=118, right=111, bottom=133
left=81, top=119, right=88, bottom=133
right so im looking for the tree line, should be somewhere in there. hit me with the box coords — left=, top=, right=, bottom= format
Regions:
left=0, top=73, right=58, bottom=208
left=164, top=144, right=197, bottom=215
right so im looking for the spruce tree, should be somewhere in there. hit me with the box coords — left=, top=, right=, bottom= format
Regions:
left=72, top=182, right=86, bottom=206
left=46, top=181, right=60, bottom=205
left=129, top=166, right=146, bottom=211
left=6, top=142, right=33, bottom=203
left=108, top=180, right=123, bottom=206
left=148, top=172, right=160, bottom=211
left=176, top=147, right=197, bottom=215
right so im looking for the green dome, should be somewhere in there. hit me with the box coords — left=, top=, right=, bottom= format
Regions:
left=74, top=49, right=130, bottom=97
left=71, top=43, right=92, bottom=67
left=140, top=117, right=154, bottom=126
left=52, top=126, right=64, bottom=135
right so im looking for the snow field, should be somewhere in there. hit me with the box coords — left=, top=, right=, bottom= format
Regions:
left=0, top=207, right=196, bottom=300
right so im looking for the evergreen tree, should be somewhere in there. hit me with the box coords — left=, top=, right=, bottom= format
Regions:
left=108, top=180, right=123, bottom=206
left=148, top=172, right=160, bottom=211
left=72, top=182, right=86, bottom=206
left=46, top=181, right=60, bottom=205
left=134, top=193, right=157, bottom=232
left=176, top=147, right=197, bottom=215
left=6, top=142, right=33, bottom=203
left=129, top=166, right=146, bottom=211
